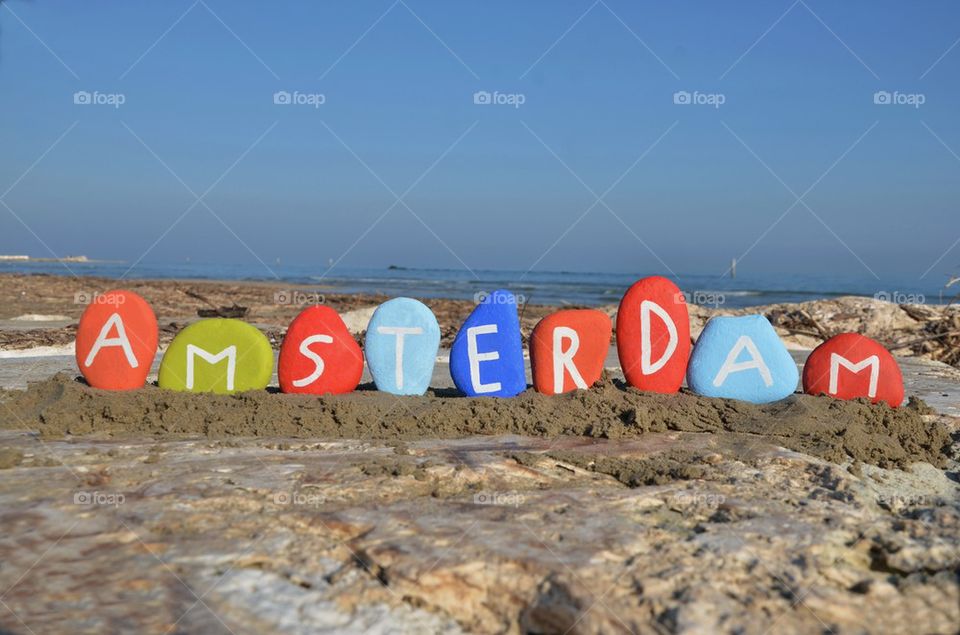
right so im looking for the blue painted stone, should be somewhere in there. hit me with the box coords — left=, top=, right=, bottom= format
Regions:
left=449, top=289, right=525, bottom=397
left=686, top=315, right=799, bottom=403
left=364, top=298, right=440, bottom=395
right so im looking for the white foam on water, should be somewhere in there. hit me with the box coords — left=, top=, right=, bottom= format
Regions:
left=9, top=314, right=73, bottom=322
left=0, top=343, right=76, bottom=358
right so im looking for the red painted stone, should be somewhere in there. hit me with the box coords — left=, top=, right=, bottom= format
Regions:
left=530, top=309, right=612, bottom=395
left=75, top=290, right=158, bottom=390
left=278, top=305, right=363, bottom=394
left=616, top=276, right=691, bottom=393
left=802, top=333, right=904, bottom=407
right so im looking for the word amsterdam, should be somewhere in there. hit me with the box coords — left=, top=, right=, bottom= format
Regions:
left=75, top=277, right=904, bottom=406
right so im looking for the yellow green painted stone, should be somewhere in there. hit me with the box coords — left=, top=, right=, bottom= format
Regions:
left=158, top=319, right=273, bottom=394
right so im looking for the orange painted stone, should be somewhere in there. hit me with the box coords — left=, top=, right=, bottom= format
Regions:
left=802, top=333, right=904, bottom=407
left=278, top=305, right=363, bottom=394
left=75, top=290, right=158, bottom=390
left=616, top=276, right=690, bottom=393
left=530, top=309, right=611, bottom=395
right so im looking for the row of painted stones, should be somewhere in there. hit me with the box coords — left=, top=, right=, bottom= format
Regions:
left=74, top=277, right=904, bottom=406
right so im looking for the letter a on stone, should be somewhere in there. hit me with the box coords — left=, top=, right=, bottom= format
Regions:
left=712, top=336, right=773, bottom=388
left=686, top=315, right=798, bottom=404
left=75, top=290, right=158, bottom=390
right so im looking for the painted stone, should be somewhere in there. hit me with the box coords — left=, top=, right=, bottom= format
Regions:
left=449, top=289, right=525, bottom=397
left=75, top=290, right=158, bottom=390
left=278, top=305, right=363, bottom=395
left=364, top=298, right=440, bottom=395
left=616, top=276, right=691, bottom=393
left=687, top=315, right=798, bottom=403
left=530, top=309, right=611, bottom=395
left=802, top=333, right=904, bottom=407
left=158, top=319, right=272, bottom=394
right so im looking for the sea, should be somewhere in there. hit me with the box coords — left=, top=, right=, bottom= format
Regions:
left=1, top=261, right=955, bottom=310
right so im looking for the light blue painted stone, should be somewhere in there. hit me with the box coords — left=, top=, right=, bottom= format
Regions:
left=364, top=298, right=440, bottom=395
left=686, top=314, right=799, bottom=404
left=449, top=289, right=525, bottom=397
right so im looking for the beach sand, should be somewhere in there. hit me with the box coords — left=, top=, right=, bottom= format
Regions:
left=0, top=272, right=958, bottom=633
left=0, top=372, right=951, bottom=471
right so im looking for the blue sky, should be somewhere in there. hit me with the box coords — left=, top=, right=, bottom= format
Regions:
left=1, top=0, right=958, bottom=281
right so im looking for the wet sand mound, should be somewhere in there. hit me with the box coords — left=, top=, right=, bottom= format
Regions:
left=1, top=373, right=952, bottom=469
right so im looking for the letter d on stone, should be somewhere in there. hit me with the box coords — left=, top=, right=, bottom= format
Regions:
left=640, top=300, right=678, bottom=375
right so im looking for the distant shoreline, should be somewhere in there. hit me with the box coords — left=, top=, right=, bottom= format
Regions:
left=0, top=255, right=121, bottom=264
left=0, top=263, right=956, bottom=309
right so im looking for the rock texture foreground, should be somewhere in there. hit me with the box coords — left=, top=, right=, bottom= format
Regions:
left=0, top=428, right=957, bottom=634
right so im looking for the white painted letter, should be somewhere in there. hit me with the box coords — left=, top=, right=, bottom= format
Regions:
left=293, top=334, right=334, bottom=388
left=553, top=326, right=587, bottom=393
left=467, top=324, right=501, bottom=394
left=641, top=300, right=678, bottom=375
left=186, top=344, right=237, bottom=391
left=376, top=326, right=424, bottom=389
left=829, top=353, right=879, bottom=398
left=84, top=313, right=138, bottom=369
left=712, top=336, right=773, bottom=387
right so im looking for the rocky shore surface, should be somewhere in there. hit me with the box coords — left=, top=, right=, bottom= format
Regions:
left=0, top=273, right=957, bottom=633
